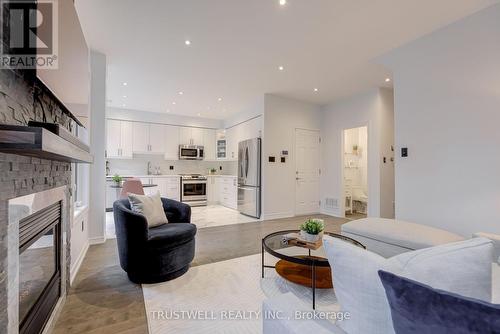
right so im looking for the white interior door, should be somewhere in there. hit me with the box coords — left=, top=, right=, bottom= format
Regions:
left=295, top=129, right=320, bottom=215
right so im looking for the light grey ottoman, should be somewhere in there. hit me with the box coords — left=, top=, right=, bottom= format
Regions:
left=341, top=218, right=465, bottom=258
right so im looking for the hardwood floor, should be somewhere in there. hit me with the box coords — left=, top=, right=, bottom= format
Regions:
left=53, top=214, right=348, bottom=333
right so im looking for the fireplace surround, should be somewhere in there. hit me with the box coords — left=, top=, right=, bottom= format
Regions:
left=7, top=186, right=70, bottom=334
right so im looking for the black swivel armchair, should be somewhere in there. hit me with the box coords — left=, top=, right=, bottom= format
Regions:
left=113, top=198, right=197, bottom=283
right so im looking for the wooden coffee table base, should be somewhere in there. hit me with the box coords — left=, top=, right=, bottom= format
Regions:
left=275, top=256, right=333, bottom=289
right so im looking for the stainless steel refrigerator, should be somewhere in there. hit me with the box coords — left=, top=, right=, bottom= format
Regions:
left=237, top=138, right=261, bottom=218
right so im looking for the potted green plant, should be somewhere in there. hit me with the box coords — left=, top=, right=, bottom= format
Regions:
left=112, top=174, right=123, bottom=187
left=299, top=218, right=325, bottom=242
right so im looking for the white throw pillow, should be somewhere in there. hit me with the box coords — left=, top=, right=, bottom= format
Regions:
left=323, top=236, right=493, bottom=334
left=128, top=192, right=168, bottom=228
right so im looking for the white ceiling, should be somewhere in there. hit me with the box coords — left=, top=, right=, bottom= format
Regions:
left=75, top=0, right=497, bottom=120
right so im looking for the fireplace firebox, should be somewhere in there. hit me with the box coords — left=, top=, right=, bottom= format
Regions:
left=8, top=186, right=69, bottom=334
left=18, top=202, right=62, bottom=334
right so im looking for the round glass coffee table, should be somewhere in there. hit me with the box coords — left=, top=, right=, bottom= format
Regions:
left=262, top=230, right=365, bottom=309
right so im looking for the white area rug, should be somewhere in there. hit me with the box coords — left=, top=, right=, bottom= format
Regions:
left=142, top=253, right=338, bottom=334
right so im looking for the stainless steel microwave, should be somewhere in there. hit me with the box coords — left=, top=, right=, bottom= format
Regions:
left=179, top=145, right=204, bottom=160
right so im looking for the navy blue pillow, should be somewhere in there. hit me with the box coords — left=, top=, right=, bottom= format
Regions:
left=378, top=270, right=500, bottom=334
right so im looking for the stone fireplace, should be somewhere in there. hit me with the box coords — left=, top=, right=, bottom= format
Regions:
left=8, top=186, right=70, bottom=334
left=0, top=67, right=75, bottom=332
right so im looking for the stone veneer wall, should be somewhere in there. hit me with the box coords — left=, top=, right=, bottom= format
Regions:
left=0, top=66, right=75, bottom=332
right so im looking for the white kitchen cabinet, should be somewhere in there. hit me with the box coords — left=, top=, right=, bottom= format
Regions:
left=106, top=120, right=121, bottom=158
left=133, top=123, right=166, bottom=154
left=219, top=176, right=237, bottom=209
left=225, top=127, right=237, bottom=161
left=132, top=122, right=150, bottom=153
left=149, top=124, right=166, bottom=154
left=179, top=127, right=204, bottom=146
left=203, top=129, right=216, bottom=160
left=164, top=125, right=180, bottom=160
left=107, top=120, right=133, bottom=158
left=155, top=177, right=180, bottom=201
left=191, top=128, right=204, bottom=145
left=207, top=176, right=219, bottom=204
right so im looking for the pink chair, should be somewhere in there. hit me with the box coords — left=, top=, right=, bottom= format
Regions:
left=120, top=179, right=145, bottom=199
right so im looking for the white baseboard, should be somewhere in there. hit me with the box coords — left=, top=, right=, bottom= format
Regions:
left=320, top=208, right=342, bottom=218
left=89, top=236, right=106, bottom=245
left=70, top=240, right=89, bottom=285
left=263, top=212, right=294, bottom=220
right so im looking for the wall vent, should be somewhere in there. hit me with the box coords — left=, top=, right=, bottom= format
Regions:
left=325, top=198, right=338, bottom=209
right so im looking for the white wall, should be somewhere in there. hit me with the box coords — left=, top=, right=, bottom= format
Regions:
left=88, top=50, right=107, bottom=243
left=107, top=107, right=223, bottom=129
left=320, top=88, right=395, bottom=218
left=224, top=96, right=264, bottom=129
left=262, top=94, right=322, bottom=219
left=381, top=4, right=500, bottom=236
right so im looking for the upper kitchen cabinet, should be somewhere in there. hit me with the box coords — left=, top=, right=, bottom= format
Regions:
left=107, top=120, right=133, bottom=158
left=132, top=123, right=166, bottom=154
left=203, top=129, right=216, bottom=160
left=224, top=116, right=262, bottom=161
left=149, top=124, right=166, bottom=153
left=179, top=127, right=204, bottom=146
left=225, top=127, right=237, bottom=161
left=164, top=125, right=180, bottom=160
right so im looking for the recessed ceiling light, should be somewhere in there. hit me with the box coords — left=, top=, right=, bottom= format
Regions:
left=185, top=40, right=191, bottom=46
left=385, top=78, right=391, bottom=82
left=218, top=97, right=223, bottom=101
left=279, top=0, right=287, bottom=5
left=313, top=88, right=319, bottom=92
left=123, top=95, right=127, bottom=98
left=122, top=82, right=128, bottom=86
left=178, top=91, right=184, bottom=95
left=278, top=66, right=284, bottom=71
left=172, top=102, right=176, bottom=105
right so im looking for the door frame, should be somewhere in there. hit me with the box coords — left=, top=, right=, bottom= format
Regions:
left=341, top=124, right=369, bottom=218
left=294, top=127, right=321, bottom=216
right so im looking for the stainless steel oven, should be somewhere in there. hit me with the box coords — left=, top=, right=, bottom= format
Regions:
left=180, top=174, right=207, bottom=206
left=179, top=145, right=204, bottom=160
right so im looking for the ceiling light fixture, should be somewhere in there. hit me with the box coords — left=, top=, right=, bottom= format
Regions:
left=185, top=40, right=191, bottom=46
left=172, top=102, right=176, bottom=105
left=218, top=97, right=223, bottom=101
left=385, top=78, right=391, bottom=82
left=279, top=0, right=287, bottom=5
left=122, top=82, right=128, bottom=86
left=278, top=66, right=284, bottom=71
left=123, top=95, right=127, bottom=98
left=314, top=88, right=319, bottom=92
left=179, top=91, right=184, bottom=95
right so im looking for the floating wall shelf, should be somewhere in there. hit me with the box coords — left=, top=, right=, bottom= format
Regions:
left=0, top=125, right=93, bottom=163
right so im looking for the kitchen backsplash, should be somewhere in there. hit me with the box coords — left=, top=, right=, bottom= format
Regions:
left=108, top=156, right=238, bottom=176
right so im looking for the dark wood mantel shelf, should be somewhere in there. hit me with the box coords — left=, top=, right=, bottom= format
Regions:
left=0, top=125, right=93, bottom=163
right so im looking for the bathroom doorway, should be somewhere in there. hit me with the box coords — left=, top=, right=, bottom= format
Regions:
left=343, top=126, right=368, bottom=219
